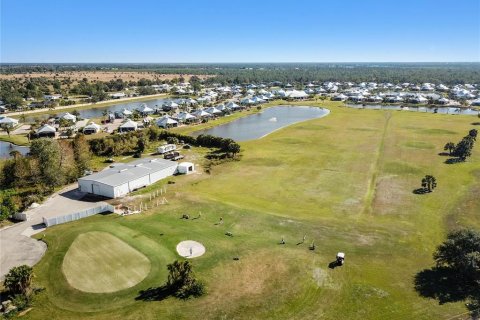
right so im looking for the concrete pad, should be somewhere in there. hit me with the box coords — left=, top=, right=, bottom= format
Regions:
left=0, top=184, right=107, bottom=279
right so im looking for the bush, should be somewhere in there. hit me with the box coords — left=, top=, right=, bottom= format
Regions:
left=166, top=136, right=179, bottom=144
left=166, top=260, right=205, bottom=299
left=3, top=265, right=34, bottom=296
left=176, top=280, right=205, bottom=299
left=11, top=293, right=30, bottom=311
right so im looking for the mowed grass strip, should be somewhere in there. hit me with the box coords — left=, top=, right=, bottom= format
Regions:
left=62, top=231, right=151, bottom=293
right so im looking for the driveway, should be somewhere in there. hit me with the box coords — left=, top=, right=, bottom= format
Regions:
left=0, top=184, right=109, bottom=279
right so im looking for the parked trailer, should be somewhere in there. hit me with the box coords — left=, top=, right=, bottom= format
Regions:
left=158, top=144, right=176, bottom=154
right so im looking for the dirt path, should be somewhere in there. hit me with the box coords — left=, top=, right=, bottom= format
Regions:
left=362, top=111, right=392, bottom=214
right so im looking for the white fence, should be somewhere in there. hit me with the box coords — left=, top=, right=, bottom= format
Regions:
left=42, top=203, right=115, bottom=227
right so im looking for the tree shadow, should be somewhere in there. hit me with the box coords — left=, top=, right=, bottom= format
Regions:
left=445, top=158, right=464, bottom=164
left=437, top=152, right=450, bottom=156
left=414, top=267, right=477, bottom=305
left=413, top=188, right=430, bottom=195
left=471, top=122, right=480, bottom=126
left=136, top=285, right=171, bottom=302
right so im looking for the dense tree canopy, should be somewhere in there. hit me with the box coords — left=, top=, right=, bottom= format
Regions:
left=434, top=229, right=480, bottom=277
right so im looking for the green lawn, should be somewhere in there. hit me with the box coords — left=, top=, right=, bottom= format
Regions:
left=27, top=102, right=480, bottom=319
left=0, top=133, right=30, bottom=146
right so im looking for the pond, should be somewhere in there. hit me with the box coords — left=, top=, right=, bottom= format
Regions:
left=23, top=98, right=173, bottom=123
left=0, top=141, right=30, bottom=159
left=346, top=104, right=479, bottom=115
left=193, top=106, right=330, bottom=141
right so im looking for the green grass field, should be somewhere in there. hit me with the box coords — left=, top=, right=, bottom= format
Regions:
left=27, top=101, right=480, bottom=319
left=62, top=231, right=151, bottom=293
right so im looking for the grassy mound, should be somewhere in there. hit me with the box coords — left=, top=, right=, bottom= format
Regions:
left=62, top=231, right=151, bottom=293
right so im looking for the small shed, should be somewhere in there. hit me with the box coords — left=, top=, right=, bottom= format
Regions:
left=177, top=162, right=195, bottom=175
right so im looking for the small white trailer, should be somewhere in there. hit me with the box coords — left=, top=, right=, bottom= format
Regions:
left=157, top=144, right=176, bottom=154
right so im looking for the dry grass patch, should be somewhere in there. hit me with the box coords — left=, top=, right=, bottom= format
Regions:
left=208, top=252, right=289, bottom=302
left=0, top=71, right=212, bottom=83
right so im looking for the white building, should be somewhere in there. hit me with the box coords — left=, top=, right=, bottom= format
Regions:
left=139, top=104, right=154, bottom=114
left=119, top=119, right=138, bottom=132
left=44, top=94, right=62, bottom=100
left=176, top=112, right=196, bottom=123
left=192, top=109, right=212, bottom=118
left=0, top=116, right=19, bottom=128
left=83, top=122, right=101, bottom=134
left=35, top=124, right=56, bottom=137
left=111, top=92, right=126, bottom=99
left=78, top=158, right=178, bottom=198
left=177, top=162, right=195, bottom=175
left=156, top=116, right=178, bottom=128
left=60, top=112, right=77, bottom=123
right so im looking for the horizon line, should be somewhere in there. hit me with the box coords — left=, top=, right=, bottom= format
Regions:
left=1, top=61, right=480, bottom=65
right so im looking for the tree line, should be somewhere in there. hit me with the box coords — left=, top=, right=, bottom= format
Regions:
left=0, top=135, right=90, bottom=220
left=0, top=76, right=182, bottom=108
left=89, top=127, right=241, bottom=158
left=444, top=129, right=478, bottom=161
left=3, top=63, right=479, bottom=85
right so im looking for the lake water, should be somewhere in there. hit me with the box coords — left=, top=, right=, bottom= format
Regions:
left=346, top=104, right=479, bottom=115
left=23, top=98, right=172, bottom=122
left=0, top=141, right=30, bottom=159
left=193, top=106, right=330, bottom=141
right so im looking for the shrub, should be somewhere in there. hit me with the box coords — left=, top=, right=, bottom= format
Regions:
left=166, top=260, right=205, bottom=299
left=176, top=280, right=205, bottom=299
left=11, top=294, right=30, bottom=311
left=166, top=136, right=179, bottom=144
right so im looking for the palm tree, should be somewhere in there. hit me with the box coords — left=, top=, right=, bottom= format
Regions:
left=3, top=125, right=11, bottom=136
left=421, top=175, right=437, bottom=192
left=444, top=142, right=455, bottom=155
left=102, top=110, right=108, bottom=123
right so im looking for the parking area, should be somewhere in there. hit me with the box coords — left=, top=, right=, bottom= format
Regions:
left=0, top=184, right=109, bottom=279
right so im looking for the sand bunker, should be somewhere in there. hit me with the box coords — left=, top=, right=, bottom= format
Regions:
left=176, top=240, right=206, bottom=258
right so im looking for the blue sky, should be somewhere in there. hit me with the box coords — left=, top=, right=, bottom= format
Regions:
left=1, top=0, right=479, bottom=62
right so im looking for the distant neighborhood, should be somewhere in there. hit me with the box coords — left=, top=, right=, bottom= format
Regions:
left=1, top=79, right=479, bottom=143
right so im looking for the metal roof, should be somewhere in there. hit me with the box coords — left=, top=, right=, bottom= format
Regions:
left=78, top=157, right=177, bottom=187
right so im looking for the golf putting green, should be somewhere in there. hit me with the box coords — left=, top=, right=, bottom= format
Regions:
left=62, top=231, right=151, bottom=293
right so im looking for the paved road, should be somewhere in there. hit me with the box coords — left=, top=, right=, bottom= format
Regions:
left=0, top=184, right=108, bottom=279
left=4, top=93, right=167, bottom=117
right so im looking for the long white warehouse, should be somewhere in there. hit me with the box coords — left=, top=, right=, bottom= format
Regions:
left=78, top=158, right=178, bottom=198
